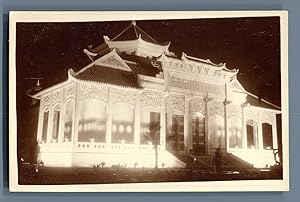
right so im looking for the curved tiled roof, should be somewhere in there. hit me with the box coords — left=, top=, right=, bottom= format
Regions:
left=75, top=65, right=140, bottom=88
left=246, top=93, right=281, bottom=111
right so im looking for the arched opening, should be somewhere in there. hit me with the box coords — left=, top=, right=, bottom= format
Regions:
left=246, top=120, right=258, bottom=149
left=51, top=106, right=60, bottom=143
left=166, top=111, right=184, bottom=154
left=140, top=107, right=160, bottom=145
left=111, top=103, right=134, bottom=144
left=262, top=123, right=273, bottom=150
left=78, top=99, right=106, bottom=143
left=63, top=100, right=73, bottom=142
left=41, top=109, right=49, bottom=143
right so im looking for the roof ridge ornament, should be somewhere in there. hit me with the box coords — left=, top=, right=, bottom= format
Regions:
left=131, top=20, right=136, bottom=26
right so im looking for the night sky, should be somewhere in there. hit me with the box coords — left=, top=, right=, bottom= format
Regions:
left=16, top=17, right=281, bottom=110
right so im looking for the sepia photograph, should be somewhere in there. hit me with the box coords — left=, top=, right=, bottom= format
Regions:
left=9, top=11, right=288, bottom=192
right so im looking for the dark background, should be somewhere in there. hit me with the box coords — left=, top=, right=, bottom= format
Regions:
left=16, top=17, right=281, bottom=111
left=1, top=0, right=299, bottom=201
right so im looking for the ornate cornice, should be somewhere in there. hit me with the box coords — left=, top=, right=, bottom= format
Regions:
left=208, top=100, right=224, bottom=117
left=189, top=97, right=205, bottom=114
left=78, top=84, right=108, bottom=103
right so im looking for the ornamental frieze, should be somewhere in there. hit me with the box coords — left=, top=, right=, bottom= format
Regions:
left=52, top=91, right=63, bottom=105
left=110, top=88, right=137, bottom=105
left=78, top=84, right=108, bottom=102
left=208, top=100, right=224, bottom=117
left=53, top=104, right=61, bottom=111
left=167, top=61, right=205, bottom=74
left=166, top=94, right=185, bottom=113
left=165, top=60, right=230, bottom=81
left=140, top=90, right=162, bottom=109
left=41, top=95, right=51, bottom=110
left=64, top=85, right=76, bottom=101
left=189, top=98, right=205, bottom=114
left=261, top=111, right=275, bottom=124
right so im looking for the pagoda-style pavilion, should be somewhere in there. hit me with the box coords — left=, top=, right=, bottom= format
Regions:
left=33, top=21, right=281, bottom=168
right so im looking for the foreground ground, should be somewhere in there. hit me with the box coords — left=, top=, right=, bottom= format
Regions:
left=18, top=165, right=282, bottom=185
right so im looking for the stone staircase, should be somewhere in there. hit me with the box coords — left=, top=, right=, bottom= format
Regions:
left=221, top=152, right=254, bottom=170
left=173, top=151, right=254, bottom=172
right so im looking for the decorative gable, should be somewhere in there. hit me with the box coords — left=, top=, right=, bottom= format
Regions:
left=95, top=49, right=132, bottom=72
left=229, top=79, right=245, bottom=93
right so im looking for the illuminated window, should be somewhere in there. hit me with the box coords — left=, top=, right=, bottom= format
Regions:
left=166, top=113, right=184, bottom=153
left=111, top=103, right=134, bottom=144
left=262, top=123, right=273, bottom=149
left=191, top=115, right=205, bottom=154
left=246, top=120, right=258, bottom=149
left=140, top=109, right=160, bottom=145
left=78, top=99, right=106, bottom=143
left=52, top=108, right=60, bottom=143
left=41, top=110, right=49, bottom=143
left=63, top=100, right=73, bottom=142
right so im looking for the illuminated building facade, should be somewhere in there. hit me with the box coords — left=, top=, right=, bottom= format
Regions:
left=33, top=22, right=281, bottom=168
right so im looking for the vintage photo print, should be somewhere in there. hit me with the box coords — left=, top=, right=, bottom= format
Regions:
left=9, top=11, right=289, bottom=192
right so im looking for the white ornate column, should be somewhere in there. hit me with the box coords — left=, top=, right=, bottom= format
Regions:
left=224, top=83, right=231, bottom=152
left=204, top=94, right=213, bottom=155
left=272, top=116, right=278, bottom=149
left=257, top=112, right=264, bottom=150
left=37, top=97, right=47, bottom=143
left=160, top=90, right=168, bottom=150
left=223, top=99, right=231, bottom=152
left=46, top=95, right=54, bottom=144
left=106, top=88, right=112, bottom=146
left=58, top=103, right=65, bottom=143
left=134, top=92, right=141, bottom=147
left=184, top=93, right=192, bottom=154
left=241, top=103, right=249, bottom=149
left=72, top=84, right=80, bottom=144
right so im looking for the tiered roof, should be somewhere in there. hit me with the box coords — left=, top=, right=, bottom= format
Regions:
left=32, top=21, right=281, bottom=111
left=86, top=21, right=171, bottom=58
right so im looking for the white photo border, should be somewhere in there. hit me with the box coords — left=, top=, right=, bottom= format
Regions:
left=9, top=11, right=289, bottom=192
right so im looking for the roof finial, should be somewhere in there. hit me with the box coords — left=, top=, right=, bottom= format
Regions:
left=131, top=20, right=136, bottom=26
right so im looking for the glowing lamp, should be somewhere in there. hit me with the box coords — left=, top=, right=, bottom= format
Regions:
left=112, top=124, right=117, bottom=132
left=119, top=125, right=125, bottom=133
left=217, top=130, right=221, bottom=137
left=126, top=125, right=132, bottom=133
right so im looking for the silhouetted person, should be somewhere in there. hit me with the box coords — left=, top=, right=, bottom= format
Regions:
left=215, top=147, right=222, bottom=173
